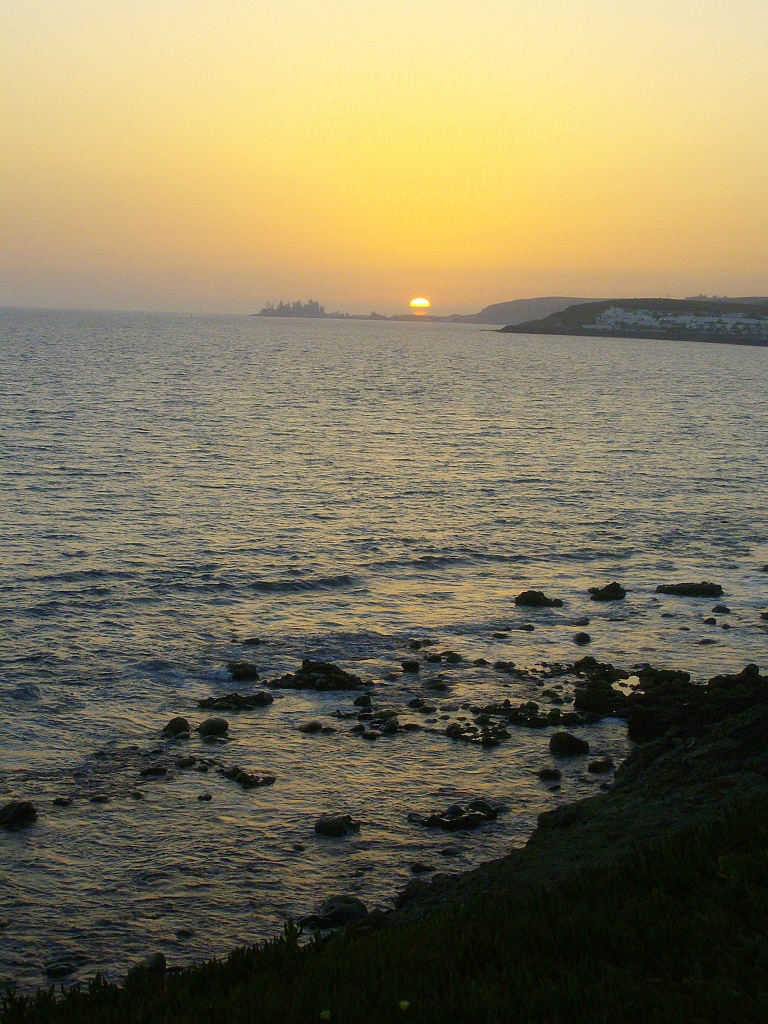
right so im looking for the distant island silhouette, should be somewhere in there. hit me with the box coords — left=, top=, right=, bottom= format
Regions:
left=255, top=299, right=443, bottom=322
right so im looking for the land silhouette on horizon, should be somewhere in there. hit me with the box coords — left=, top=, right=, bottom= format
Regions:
left=254, top=294, right=768, bottom=345
left=500, top=296, right=768, bottom=347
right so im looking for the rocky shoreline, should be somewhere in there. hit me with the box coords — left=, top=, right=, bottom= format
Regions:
left=3, top=578, right=767, bottom=989
left=381, top=662, right=768, bottom=928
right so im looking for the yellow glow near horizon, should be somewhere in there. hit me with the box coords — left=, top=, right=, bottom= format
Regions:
left=410, top=298, right=431, bottom=309
left=2, top=1, right=767, bottom=313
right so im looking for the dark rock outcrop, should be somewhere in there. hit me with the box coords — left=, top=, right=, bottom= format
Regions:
left=514, top=590, right=563, bottom=608
left=298, top=720, right=323, bottom=734
left=227, top=661, right=259, bottom=681
left=409, top=799, right=500, bottom=832
left=300, top=895, right=368, bottom=929
left=270, top=660, right=366, bottom=691
left=571, top=656, right=629, bottom=683
left=162, top=717, right=191, bottom=736
left=656, top=582, right=724, bottom=597
left=314, top=813, right=361, bottom=837
left=221, top=765, right=275, bottom=789
left=125, top=952, right=166, bottom=987
left=549, top=732, right=590, bottom=756
left=198, top=692, right=273, bottom=711
left=588, top=581, right=626, bottom=601
left=0, top=800, right=37, bottom=830
left=198, top=717, right=229, bottom=738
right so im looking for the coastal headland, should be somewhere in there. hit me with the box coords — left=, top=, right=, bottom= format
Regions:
left=500, top=297, right=768, bottom=346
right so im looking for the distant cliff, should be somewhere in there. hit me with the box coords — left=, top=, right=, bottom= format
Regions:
left=453, top=296, right=603, bottom=325
left=499, top=298, right=768, bottom=346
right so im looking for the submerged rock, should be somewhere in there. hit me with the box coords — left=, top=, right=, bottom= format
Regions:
left=221, top=765, right=275, bottom=789
left=314, top=813, right=361, bottom=837
left=656, top=581, right=724, bottom=597
left=270, top=659, right=366, bottom=691
left=298, top=720, right=323, bottom=734
left=0, top=800, right=37, bottom=830
left=573, top=632, right=592, bottom=646
left=514, top=590, right=563, bottom=608
left=198, top=691, right=273, bottom=711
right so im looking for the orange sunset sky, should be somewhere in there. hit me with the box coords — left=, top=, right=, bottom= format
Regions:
left=2, top=0, right=767, bottom=315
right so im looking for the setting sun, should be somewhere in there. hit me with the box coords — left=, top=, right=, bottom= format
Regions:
left=409, top=297, right=431, bottom=310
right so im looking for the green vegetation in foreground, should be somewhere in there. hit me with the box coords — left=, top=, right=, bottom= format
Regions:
left=4, top=794, right=767, bottom=1024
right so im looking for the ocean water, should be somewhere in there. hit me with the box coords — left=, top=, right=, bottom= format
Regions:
left=1, top=307, right=767, bottom=990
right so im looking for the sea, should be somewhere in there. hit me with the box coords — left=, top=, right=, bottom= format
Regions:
left=1, top=307, right=767, bottom=991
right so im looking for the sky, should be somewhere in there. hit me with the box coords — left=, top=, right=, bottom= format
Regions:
left=2, top=0, right=767, bottom=316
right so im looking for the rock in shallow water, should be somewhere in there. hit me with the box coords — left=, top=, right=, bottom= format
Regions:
left=298, top=720, right=323, bottom=734
left=549, top=732, right=590, bottom=756
left=0, top=800, right=37, bottom=830
left=409, top=798, right=500, bottom=832
left=198, top=717, right=229, bottom=737
left=314, top=813, right=361, bottom=837
left=656, top=581, right=724, bottom=597
left=162, top=716, right=191, bottom=737
left=198, top=691, right=272, bottom=711
left=588, top=581, right=626, bottom=601
left=270, top=659, right=365, bottom=691
left=221, top=765, right=275, bottom=789
left=226, top=660, right=259, bottom=681
left=514, top=590, right=563, bottom=608
left=300, top=894, right=368, bottom=929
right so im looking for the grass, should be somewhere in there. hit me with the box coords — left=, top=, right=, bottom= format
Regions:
left=4, top=793, right=768, bottom=1023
